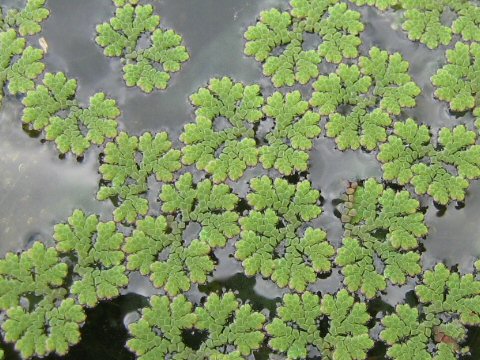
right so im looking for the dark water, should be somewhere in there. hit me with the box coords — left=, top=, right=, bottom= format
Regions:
left=1, top=0, right=480, bottom=359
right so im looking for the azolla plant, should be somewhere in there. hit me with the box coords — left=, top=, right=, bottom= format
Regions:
left=0, top=0, right=480, bottom=359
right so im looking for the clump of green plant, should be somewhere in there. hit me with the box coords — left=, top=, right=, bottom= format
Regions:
left=181, top=77, right=264, bottom=182
left=127, top=292, right=265, bottom=359
left=310, top=47, right=420, bottom=151
left=21, top=72, right=121, bottom=156
left=352, top=0, right=480, bottom=49
left=261, top=91, right=321, bottom=175
left=235, top=176, right=334, bottom=292
left=0, top=242, right=86, bottom=359
left=0, top=0, right=49, bottom=107
left=432, top=42, right=480, bottom=123
left=378, top=119, right=480, bottom=205
left=266, top=289, right=373, bottom=359
left=335, top=178, right=428, bottom=298
left=380, top=263, right=480, bottom=359
left=244, top=0, right=364, bottom=87
left=53, top=210, right=129, bottom=307
left=97, top=131, right=181, bottom=223
left=95, top=0, right=189, bottom=93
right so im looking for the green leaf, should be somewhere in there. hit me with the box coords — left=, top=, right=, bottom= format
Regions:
left=399, top=1, right=452, bottom=49
left=0, top=30, right=44, bottom=103
left=182, top=78, right=264, bottom=181
left=98, top=131, right=181, bottom=223
left=3, top=298, right=85, bottom=359
left=317, top=3, right=364, bottom=63
left=195, top=292, right=265, bottom=356
left=432, top=42, right=480, bottom=113
left=336, top=179, right=426, bottom=298
left=96, top=4, right=188, bottom=92
left=266, top=292, right=322, bottom=359
left=53, top=210, right=128, bottom=306
left=261, top=91, right=321, bottom=175
left=310, top=64, right=371, bottom=115
left=0, top=242, right=67, bottom=310
left=453, top=5, right=480, bottom=42
left=320, top=289, right=373, bottom=360
left=5, top=0, right=49, bottom=36
left=350, top=0, right=398, bottom=11
left=263, top=38, right=321, bottom=87
left=160, top=173, right=239, bottom=247
left=326, top=105, right=392, bottom=151
left=127, top=295, right=196, bottom=360
left=290, top=0, right=337, bottom=32
left=359, top=47, right=421, bottom=115
left=244, top=9, right=294, bottom=62
left=377, top=118, right=431, bottom=185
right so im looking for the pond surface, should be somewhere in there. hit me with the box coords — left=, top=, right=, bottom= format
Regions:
left=1, top=0, right=480, bottom=359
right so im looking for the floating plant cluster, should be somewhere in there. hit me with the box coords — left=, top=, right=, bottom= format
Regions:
left=0, top=0, right=480, bottom=359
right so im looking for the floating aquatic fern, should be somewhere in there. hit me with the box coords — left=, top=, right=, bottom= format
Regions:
left=244, top=0, right=364, bottom=87
left=181, top=77, right=264, bottom=182
left=97, top=131, right=181, bottom=223
left=0, top=242, right=85, bottom=359
left=431, top=42, right=480, bottom=119
left=53, top=210, right=129, bottom=307
left=261, top=91, right=321, bottom=175
left=127, top=292, right=265, bottom=359
left=235, top=176, right=334, bottom=292
left=22, top=72, right=120, bottom=156
left=378, top=119, right=480, bottom=205
left=381, top=263, right=480, bottom=359
left=95, top=1, right=189, bottom=92
left=266, top=290, right=373, bottom=359
left=336, top=178, right=428, bottom=298
left=0, top=29, right=44, bottom=105
left=2, top=0, right=49, bottom=36
left=310, top=47, right=420, bottom=151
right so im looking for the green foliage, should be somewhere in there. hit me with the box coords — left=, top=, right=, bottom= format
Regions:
left=431, top=42, right=480, bottom=115
left=311, top=47, right=419, bottom=151
left=97, top=131, right=181, bottom=223
left=0, top=29, right=44, bottom=104
left=244, top=1, right=364, bottom=87
left=378, top=119, right=480, bottom=204
left=127, top=295, right=196, bottom=359
left=160, top=173, right=240, bottom=247
left=194, top=292, right=266, bottom=356
left=261, top=91, right=321, bottom=174
left=235, top=176, right=332, bottom=291
left=0, top=242, right=85, bottom=359
left=336, top=178, right=427, bottom=298
left=3, top=0, right=50, bottom=36
left=124, top=215, right=216, bottom=295
left=181, top=77, right=264, bottom=182
left=22, top=72, right=120, bottom=155
left=350, top=0, right=398, bottom=11
left=96, top=3, right=188, bottom=92
left=127, top=293, right=265, bottom=359
left=53, top=210, right=128, bottom=307
left=266, top=290, right=373, bottom=359
left=380, top=263, right=480, bottom=359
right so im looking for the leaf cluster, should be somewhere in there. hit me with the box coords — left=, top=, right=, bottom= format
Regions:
left=266, top=290, right=373, bottom=359
left=235, top=176, right=334, bottom=292
left=381, top=263, right=480, bottom=359
left=181, top=77, right=264, bottom=182
left=378, top=119, right=480, bottom=205
left=336, top=178, right=428, bottom=298
left=22, top=72, right=121, bottom=155
left=97, top=131, right=181, bottom=223
left=127, top=292, right=265, bottom=359
left=310, top=47, right=420, bottom=151
left=244, top=1, right=364, bottom=87
left=95, top=2, right=189, bottom=92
